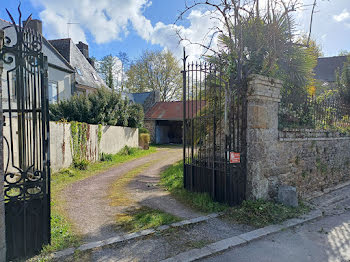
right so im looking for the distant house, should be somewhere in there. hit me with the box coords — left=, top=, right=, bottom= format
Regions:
left=126, top=91, right=160, bottom=113
left=314, top=56, right=348, bottom=84
left=0, top=18, right=75, bottom=105
left=144, top=101, right=205, bottom=144
left=49, top=39, right=106, bottom=94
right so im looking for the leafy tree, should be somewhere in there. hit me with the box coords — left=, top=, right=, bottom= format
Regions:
left=49, top=87, right=144, bottom=127
left=98, top=55, right=117, bottom=90
left=177, top=0, right=320, bottom=130
left=336, top=56, right=350, bottom=106
left=126, top=50, right=182, bottom=101
left=339, top=50, right=350, bottom=56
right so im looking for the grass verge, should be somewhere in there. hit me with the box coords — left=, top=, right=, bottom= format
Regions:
left=225, top=199, right=310, bottom=228
left=44, top=146, right=157, bottom=254
left=161, top=161, right=310, bottom=227
left=115, top=207, right=181, bottom=232
left=160, top=161, right=227, bottom=213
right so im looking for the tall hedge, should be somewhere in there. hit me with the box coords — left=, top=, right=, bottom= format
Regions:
left=49, top=87, right=144, bottom=128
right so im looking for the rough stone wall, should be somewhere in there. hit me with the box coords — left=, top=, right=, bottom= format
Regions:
left=144, top=120, right=156, bottom=143
left=246, top=74, right=350, bottom=200
left=246, top=74, right=282, bottom=199
left=0, top=29, right=6, bottom=262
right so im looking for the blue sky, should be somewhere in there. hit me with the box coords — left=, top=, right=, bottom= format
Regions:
left=1, top=0, right=350, bottom=61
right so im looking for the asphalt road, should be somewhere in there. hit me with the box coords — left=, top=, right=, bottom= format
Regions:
left=202, top=203, right=350, bottom=262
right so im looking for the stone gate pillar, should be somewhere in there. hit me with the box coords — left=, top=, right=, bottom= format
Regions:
left=0, top=29, right=6, bottom=262
left=246, top=74, right=282, bottom=200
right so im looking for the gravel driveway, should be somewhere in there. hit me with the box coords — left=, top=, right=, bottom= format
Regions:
left=62, top=147, right=199, bottom=242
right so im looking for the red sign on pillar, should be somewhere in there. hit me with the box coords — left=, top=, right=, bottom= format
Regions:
left=230, top=152, right=240, bottom=163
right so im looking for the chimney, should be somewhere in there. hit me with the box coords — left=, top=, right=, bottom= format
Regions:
left=76, top=41, right=89, bottom=59
left=87, top=58, right=95, bottom=68
left=25, top=19, right=42, bottom=34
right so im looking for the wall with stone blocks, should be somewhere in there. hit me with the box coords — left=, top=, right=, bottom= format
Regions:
left=144, top=120, right=156, bottom=143
left=246, top=75, right=350, bottom=200
left=3, top=121, right=138, bottom=172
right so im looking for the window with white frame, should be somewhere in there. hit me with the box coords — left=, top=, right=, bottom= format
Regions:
left=49, top=81, right=58, bottom=103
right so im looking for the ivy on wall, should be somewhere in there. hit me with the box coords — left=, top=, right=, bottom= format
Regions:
left=70, top=121, right=89, bottom=165
left=98, top=124, right=103, bottom=158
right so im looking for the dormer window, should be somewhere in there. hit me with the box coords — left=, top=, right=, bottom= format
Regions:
left=75, top=67, right=83, bottom=76
left=92, top=73, right=98, bottom=81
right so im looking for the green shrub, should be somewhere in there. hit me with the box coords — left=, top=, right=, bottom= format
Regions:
left=100, top=153, right=113, bottom=162
left=118, top=146, right=138, bottom=156
left=49, top=87, right=144, bottom=128
left=139, top=127, right=150, bottom=134
left=139, top=133, right=150, bottom=150
left=73, top=159, right=89, bottom=170
left=226, top=199, right=309, bottom=228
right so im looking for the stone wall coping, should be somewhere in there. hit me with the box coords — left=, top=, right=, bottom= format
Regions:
left=279, top=136, right=350, bottom=142
left=248, top=74, right=284, bottom=86
left=280, top=128, right=347, bottom=133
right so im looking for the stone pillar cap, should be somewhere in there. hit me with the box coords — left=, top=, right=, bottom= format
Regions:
left=248, top=74, right=283, bottom=86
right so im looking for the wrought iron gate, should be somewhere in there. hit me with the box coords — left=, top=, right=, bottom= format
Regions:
left=1, top=12, right=51, bottom=260
left=182, top=51, right=247, bottom=206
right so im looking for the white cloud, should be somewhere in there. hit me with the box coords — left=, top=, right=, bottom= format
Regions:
left=30, top=0, right=219, bottom=60
left=31, top=0, right=152, bottom=44
left=333, top=9, right=350, bottom=22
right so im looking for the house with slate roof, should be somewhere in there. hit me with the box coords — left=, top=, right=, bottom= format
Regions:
left=126, top=91, right=160, bottom=113
left=49, top=39, right=106, bottom=94
left=314, top=56, right=348, bottom=84
left=0, top=18, right=75, bottom=105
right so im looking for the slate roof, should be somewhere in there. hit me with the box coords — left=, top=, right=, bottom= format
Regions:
left=314, top=56, right=348, bottom=82
left=0, top=19, right=74, bottom=73
left=145, top=101, right=206, bottom=121
left=127, top=92, right=153, bottom=104
left=49, top=38, right=106, bottom=89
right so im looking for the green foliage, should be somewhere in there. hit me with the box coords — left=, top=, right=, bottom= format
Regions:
left=115, top=207, right=181, bottom=232
left=97, top=124, right=103, bottom=144
left=139, top=127, right=150, bottom=134
left=139, top=133, right=150, bottom=150
left=49, top=87, right=144, bottom=128
left=226, top=199, right=310, bottom=228
left=139, top=133, right=150, bottom=144
left=119, top=145, right=138, bottom=156
left=161, top=162, right=310, bottom=226
left=336, top=56, right=350, bottom=106
left=73, top=159, right=90, bottom=170
left=100, top=152, right=113, bottom=162
left=41, top=212, right=80, bottom=254
left=70, top=121, right=89, bottom=166
left=127, top=103, right=144, bottom=128
left=98, top=54, right=117, bottom=90
left=160, top=161, right=227, bottom=213
left=126, top=50, right=182, bottom=101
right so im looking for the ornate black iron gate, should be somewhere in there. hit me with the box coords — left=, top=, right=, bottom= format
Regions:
left=182, top=51, right=247, bottom=206
left=1, top=11, right=51, bottom=260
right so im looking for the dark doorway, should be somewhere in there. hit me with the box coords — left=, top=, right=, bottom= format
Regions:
left=155, top=120, right=182, bottom=144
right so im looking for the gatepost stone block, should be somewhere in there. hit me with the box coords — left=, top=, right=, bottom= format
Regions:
left=278, top=185, right=298, bottom=207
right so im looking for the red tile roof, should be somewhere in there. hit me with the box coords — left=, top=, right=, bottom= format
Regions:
left=145, top=101, right=206, bottom=121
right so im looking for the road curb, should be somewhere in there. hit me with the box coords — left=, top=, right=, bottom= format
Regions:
left=50, top=212, right=221, bottom=260
left=160, top=209, right=323, bottom=262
